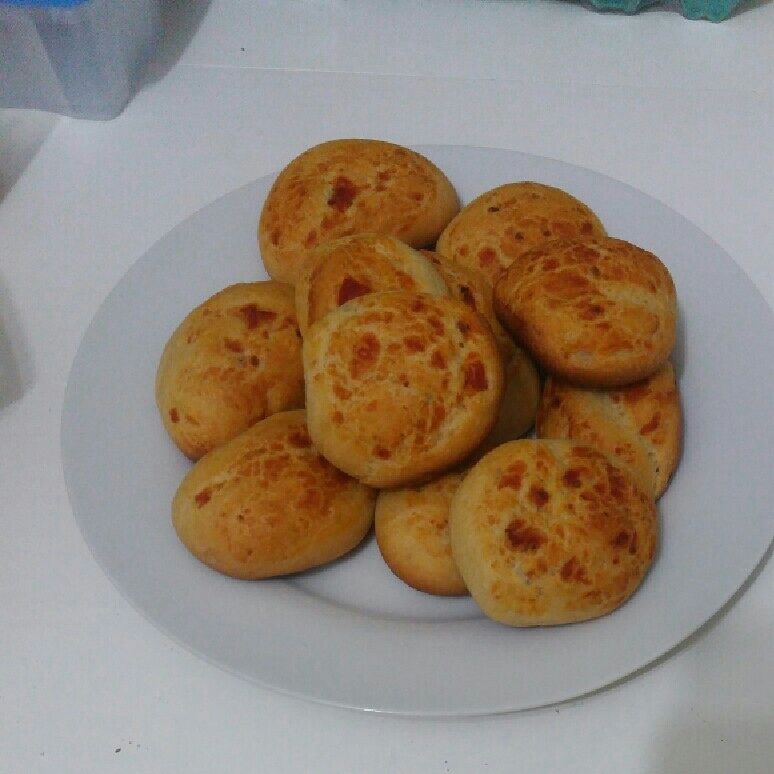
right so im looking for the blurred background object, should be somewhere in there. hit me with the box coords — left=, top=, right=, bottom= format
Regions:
left=0, top=0, right=161, bottom=119
left=586, top=0, right=743, bottom=22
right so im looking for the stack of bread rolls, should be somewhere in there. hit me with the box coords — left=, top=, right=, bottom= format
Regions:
left=156, top=139, right=681, bottom=627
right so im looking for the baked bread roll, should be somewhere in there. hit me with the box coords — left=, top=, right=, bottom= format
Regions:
left=172, top=410, right=376, bottom=579
left=450, top=439, right=658, bottom=626
left=437, top=182, right=606, bottom=285
left=156, top=282, right=304, bottom=460
left=479, top=338, right=541, bottom=453
left=259, top=139, right=459, bottom=284
left=420, top=255, right=542, bottom=451
left=375, top=472, right=467, bottom=596
left=295, top=233, right=448, bottom=335
left=537, top=362, right=681, bottom=499
left=304, top=292, right=504, bottom=487
left=494, top=238, right=677, bottom=386
left=421, top=249, right=511, bottom=351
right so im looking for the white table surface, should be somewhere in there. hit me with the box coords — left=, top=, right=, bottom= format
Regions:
left=1, top=1, right=773, bottom=772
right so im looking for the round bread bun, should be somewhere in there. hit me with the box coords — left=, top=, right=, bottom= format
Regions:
left=375, top=472, right=467, bottom=596
left=420, top=249, right=511, bottom=351
left=421, top=251, right=541, bottom=450
left=259, top=139, right=460, bottom=284
left=536, top=362, right=682, bottom=499
left=478, top=338, right=541, bottom=453
left=449, top=439, right=658, bottom=626
left=295, top=233, right=448, bottom=335
left=304, top=292, right=505, bottom=488
left=172, top=410, right=376, bottom=579
left=494, top=238, right=677, bottom=387
left=156, top=282, right=304, bottom=460
left=436, top=182, right=606, bottom=285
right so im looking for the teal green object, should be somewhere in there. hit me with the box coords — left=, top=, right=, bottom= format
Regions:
left=587, top=0, right=743, bottom=21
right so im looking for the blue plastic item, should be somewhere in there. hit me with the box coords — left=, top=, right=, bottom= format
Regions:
left=587, top=0, right=742, bottom=21
left=0, top=0, right=161, bottom=119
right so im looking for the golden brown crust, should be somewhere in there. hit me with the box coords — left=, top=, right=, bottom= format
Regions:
left=375, top=472, right=468, bottom=596
left=259, top=139, right=460, bottom=284
left=494, top=238, right=677, bottom=387
left=449, top=440, right=658, bottom=626
left=172, top=410, right=376, bottom=579
left=536, top=363, right=682, bottom=499
left=304, top=292, right=505, bottom=488
left=155, top=282, right=305, bottom=460
left=295, top=234, right=448, bottom=335
left=478, top=339, right=541, bottom=454
left=436, top=182, right=606, bottom=286
left=420, top=249, right=512, bottom=352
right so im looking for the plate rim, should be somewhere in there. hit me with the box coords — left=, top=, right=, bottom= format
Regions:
left=61, top=143, right=774, bottom=716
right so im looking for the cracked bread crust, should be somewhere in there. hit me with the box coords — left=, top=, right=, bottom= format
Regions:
left=437, top=182, right=606, bottom=286
left=304, top=292, right=504, bottom=487
left=494, top=238, right=677, bottom=386
left=449, top=439, right=657, bottom=626
left=537, top=363, right=681, bottom=499
left=259, top=139, right=459, bottom=284
left=295, top=234, right=448, bottom=335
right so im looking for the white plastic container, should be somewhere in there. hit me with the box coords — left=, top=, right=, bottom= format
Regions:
left=0, top=0, right=161, bottom=120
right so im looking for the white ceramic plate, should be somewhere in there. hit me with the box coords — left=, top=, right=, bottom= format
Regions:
left=62, top=146, right=774, bottom=715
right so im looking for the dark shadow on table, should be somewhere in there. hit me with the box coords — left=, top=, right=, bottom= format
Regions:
left=0, top=269, right=34, bottom=412
left=0, top=111, right=57, bottom=204
left=141, top=0, right=212, bottom=86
